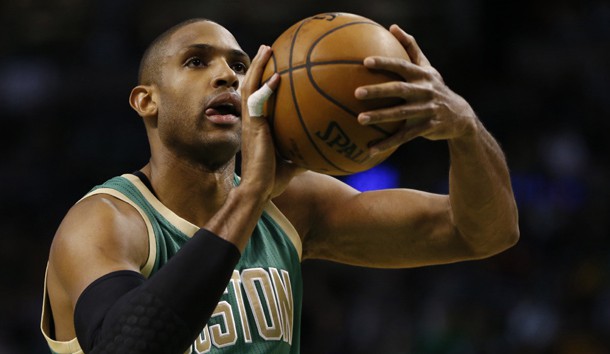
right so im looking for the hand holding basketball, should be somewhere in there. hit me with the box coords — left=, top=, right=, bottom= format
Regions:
left=240, top=45, right=277, bottom=198
left=262, top=13, right=411, bottom=175
left=357, top=24, right=479, bottom=154
left=240, top=45, right=304, bottom=199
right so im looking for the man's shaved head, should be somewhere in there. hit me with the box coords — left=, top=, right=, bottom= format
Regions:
left=137, top=18, right=211, bottom=85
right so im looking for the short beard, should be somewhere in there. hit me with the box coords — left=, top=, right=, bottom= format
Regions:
left=155, top=99, right=242, bottom=173
left=169, top=136, right=240, bottom=173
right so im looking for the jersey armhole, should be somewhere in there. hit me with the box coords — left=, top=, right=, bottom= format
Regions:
left=230, top=174, right=302, bottom=261
left=264, top=201, right=302, bottom=261
left=40, top=265, right=84, bottom=354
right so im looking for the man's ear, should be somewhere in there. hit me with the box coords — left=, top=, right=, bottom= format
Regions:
left=129, top=85, right=158, bottom=118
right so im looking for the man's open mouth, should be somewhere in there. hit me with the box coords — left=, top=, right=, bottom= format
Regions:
left=205, top=92, right=241, bottom=125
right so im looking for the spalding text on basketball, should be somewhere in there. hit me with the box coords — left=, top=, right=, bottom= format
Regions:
left=315, top=121, right=368, bottom=164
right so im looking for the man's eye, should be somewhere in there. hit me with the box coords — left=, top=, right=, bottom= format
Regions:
left=186, top=57, right=204, bottom=67
left=231, top=63, right=247, bottom=74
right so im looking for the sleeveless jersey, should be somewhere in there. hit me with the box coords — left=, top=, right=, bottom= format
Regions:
left=41, top=173, right=303, bottom=354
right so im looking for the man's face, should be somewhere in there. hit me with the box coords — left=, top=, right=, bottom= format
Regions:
left=154, top=21, right=251, bottom=169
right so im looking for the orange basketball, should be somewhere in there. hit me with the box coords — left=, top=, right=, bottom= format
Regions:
left=262, top=12, right=410, bottom=175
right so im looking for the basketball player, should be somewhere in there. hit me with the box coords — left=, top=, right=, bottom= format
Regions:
left=41, top=18, right=519, bottom=354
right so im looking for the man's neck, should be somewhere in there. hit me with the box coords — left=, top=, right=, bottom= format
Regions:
left=141, top=154, right=237, bottom=228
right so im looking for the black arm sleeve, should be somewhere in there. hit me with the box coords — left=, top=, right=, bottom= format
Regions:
left=74, top=228, right=241, bottom=354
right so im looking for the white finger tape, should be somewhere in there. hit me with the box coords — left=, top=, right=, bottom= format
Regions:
left=247, top=83, right=274, bottom=117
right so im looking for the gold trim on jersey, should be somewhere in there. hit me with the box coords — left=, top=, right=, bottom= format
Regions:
left=40, top=265, right=84, bottom=354
left=231, top=175, right=302, bottom=261
left=263, top=201, right=302, bottom=260
left=122, top=174, right=201, bottom=237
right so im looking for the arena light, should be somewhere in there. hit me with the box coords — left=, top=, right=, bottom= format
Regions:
left=342, top=164, right=400, bottom=192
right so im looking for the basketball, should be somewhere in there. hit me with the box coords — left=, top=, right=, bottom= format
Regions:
left=261, top=12, right=411, bottom=175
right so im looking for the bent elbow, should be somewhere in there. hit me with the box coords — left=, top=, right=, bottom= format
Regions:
left=507, top=224, right=520, bottom=247
left=467, top=223, right=520, bottom=260
left=496, top=224, right=520, bottom=254
left=500, top=210, right=521, bottom=251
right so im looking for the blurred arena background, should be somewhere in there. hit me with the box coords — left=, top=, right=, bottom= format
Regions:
left=1, top=0, right=609, bottom=353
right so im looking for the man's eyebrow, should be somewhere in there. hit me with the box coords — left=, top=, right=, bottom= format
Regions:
left=187, top=43, right=214, bottom=52
left=187, top=43, right=250, bottom=62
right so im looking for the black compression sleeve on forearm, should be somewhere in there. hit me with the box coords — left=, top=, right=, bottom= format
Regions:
left=85, top=284, right=193, bottom=354
left=74, top=228, right=241, bottom=354
left=142, top=228, right=241, bottom=336
left=74, top=271, right=146, bottom=351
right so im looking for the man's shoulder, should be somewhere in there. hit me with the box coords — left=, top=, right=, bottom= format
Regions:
left=49, top=182, right=149, bottom=273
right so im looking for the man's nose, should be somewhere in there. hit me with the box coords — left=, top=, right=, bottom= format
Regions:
left=212, top=60, right=239, bottom=89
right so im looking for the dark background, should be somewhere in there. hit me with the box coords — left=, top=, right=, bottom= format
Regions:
left=2, top=0, right=609, bottom=353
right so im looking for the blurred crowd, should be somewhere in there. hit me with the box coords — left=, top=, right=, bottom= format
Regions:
left=1, top=0, right=609, bottom=353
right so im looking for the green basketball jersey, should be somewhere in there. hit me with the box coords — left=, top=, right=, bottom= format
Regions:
left=41, top=173, right=303, bottom=354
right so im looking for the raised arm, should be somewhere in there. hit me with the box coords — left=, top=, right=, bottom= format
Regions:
left=275, top=26, right=518, bottom=268
left=278, top=159, right=517, bottom=269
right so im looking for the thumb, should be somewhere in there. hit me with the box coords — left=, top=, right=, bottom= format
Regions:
left=389, top=24, right=431, bottom=67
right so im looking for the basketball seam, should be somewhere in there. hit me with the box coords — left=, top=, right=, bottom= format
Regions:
left=277, top=60, right=361, bottom=75
left=306, top=21, right=395, bottom=137
left=287, top=17, right=352, bottom=174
